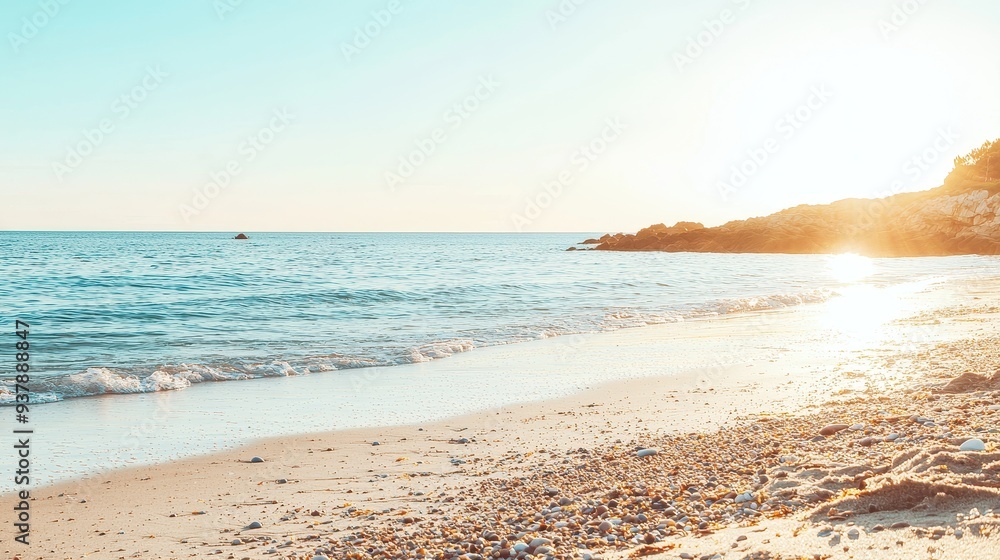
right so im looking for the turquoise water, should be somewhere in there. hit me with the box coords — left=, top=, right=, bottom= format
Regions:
left=1, top=232, right=997, bottom=404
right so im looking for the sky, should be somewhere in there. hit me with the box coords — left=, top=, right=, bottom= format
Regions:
left=3, top=0, right=1000, bottom=232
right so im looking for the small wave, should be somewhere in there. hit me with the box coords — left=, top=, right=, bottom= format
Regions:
left=1, top=288, right=836, bottom=405
left=694, top=288, right=835, bottom=316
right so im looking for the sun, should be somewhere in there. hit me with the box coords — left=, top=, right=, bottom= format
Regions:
left=827, top=253, right=875, bottom=284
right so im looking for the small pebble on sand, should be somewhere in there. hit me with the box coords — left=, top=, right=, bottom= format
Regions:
left=959, top=438, right=986, bottom=451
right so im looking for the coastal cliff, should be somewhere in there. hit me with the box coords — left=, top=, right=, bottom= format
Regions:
left=584, top=140, right=1000, bottom=257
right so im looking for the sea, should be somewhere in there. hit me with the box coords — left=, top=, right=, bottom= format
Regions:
left=2, top=232, right=999, bottom=487
left=2, top=231, right=998, bottom=405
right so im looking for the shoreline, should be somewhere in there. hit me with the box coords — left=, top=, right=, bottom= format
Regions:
left=5, top=278, right=1000, bottom=559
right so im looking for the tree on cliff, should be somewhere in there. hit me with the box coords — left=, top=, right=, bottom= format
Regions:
left=952, top=139, right=1000, bottom=182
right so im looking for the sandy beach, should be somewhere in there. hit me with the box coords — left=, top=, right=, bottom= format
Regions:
left=2, top=279, right=998, bottom=559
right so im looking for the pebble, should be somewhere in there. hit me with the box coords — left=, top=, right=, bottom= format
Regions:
left=636, top=448, right=659, bottom=458
left=889, top=522, right=910, bottom=529
left=371, top=441, right=380, bottom=446
left=849, top=423, right=865, bottom=431
left=734, top=492, right=754, bottom=503
left=232, top=538, right=243, bottom=545
left=247, top=521, right=262, bottom=529
left=819, top=424, right=849, bottom=436
left=959, top=438, right=986, bottom=451
left=249, top=456, right=264, bottom=463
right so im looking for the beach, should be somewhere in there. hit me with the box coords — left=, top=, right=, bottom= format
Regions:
left=4, top=276, right=999, bottom=559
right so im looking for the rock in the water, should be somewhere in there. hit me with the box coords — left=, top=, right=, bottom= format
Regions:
left=959, top=438, right=986, bottom=451
left=250, top=456, right=264, bottom=463
left=819, top=424, right=850, bottom=436
left=234, top=233, right=249, bottom=240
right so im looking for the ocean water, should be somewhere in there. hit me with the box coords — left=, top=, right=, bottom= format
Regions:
left=2, top=231, right=998, bottom=405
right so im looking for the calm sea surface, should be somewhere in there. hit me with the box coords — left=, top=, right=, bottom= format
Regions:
left=2, top=232, right=998, bottom=404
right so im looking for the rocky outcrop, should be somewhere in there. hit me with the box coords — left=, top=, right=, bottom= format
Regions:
left=586, top=178, right=1000, bottom=256
left=234, top=233, right=249, bottom=240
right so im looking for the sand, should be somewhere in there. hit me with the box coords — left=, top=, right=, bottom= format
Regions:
left=4, top=283, right=1000, bottom=559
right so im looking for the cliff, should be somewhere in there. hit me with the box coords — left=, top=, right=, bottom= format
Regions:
left=584, top=168, right=1000, bottom=257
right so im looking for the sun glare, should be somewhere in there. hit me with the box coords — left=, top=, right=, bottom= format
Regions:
left=827, top=253, right=875, bottom=284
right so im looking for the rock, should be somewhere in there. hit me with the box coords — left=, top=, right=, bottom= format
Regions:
left=232, top=538, right=243, bottom=545
left=636, top=448, right=659, bottom=458
left=858, top=437, right=878, bottom=447
left=819, top=424, right=850, bottom=436
left=234, top=233, right=249, bottom=240
left=889, top=522, right=910, bottom=529
left=371, top=441, right=380, bottom=446
left=566, top=247, right=577, bottom=251
left=849, top=423, right=865, bottom=431
left=246, top=521, right=262, bottom=529
left=585, top=168, right=1000, bottom=257
left=528, top=537, right=551, bottom=548
left=848, top=528, right=860, bottom=539
left=959, top=438, right=986, bottom=451
left=250, top=456, right=264, bottom=463
left=598, top=520, right=613, bottom=533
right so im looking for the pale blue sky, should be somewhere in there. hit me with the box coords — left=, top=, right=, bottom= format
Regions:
left=3, top=0, right=1000, bottom=231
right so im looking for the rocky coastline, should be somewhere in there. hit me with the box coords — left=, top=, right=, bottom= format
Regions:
left=577, top=169, right=1000, bottom=257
